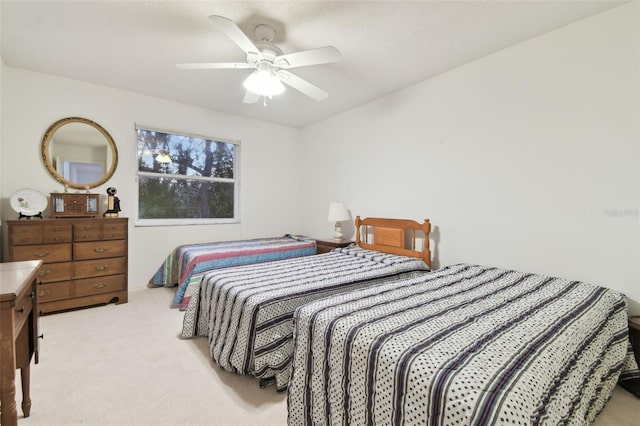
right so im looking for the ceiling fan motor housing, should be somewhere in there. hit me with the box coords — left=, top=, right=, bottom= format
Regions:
left=254, top=42, right=283, bottom=63
left=249, top=24, right=284, bottom=65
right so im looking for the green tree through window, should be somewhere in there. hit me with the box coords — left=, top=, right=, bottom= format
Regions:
left=136, top=127, right=238, bottom=222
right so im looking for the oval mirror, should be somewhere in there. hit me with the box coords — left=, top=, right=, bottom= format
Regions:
left=41, top=117, right=118, bottom=190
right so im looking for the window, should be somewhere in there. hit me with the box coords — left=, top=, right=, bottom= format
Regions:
left=136, top=126, right=239, bottom=225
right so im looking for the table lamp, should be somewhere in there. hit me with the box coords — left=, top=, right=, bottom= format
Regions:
left=327, top=202, right=350, bottom=240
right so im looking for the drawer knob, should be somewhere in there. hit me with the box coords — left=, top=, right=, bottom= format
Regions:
left=94, top=248, right=107, bottom=253
left=38, top=270, right=51, bottom=277
left=34, top=250, right=50, bottom=258
left=94, top=283, right=107, bottom=289
left=95, top=265, right=109, bottom=271
left=18, top=307, right=25, bottom=314
left=39, top=290, right=50, bottom=297
left=39, top=334, right=44, bottom=340
left=55, top=236, right=61, bottom=241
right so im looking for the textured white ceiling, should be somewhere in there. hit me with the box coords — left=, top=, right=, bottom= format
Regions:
left=0, top=1, right=622, bottom=128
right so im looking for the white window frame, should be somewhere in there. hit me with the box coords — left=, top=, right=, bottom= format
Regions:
left=134, top=124, right=241, bottom=227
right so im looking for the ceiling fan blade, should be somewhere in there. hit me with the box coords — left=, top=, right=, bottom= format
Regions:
left=275, top=46, right=341, bottom=69
left=276, top=70, right=328, bottom=101
left=175, top=62, right=252, bottom=70
left=208, top=15, right=263, bottom=59
left=243, top=91, right=260, bottom=104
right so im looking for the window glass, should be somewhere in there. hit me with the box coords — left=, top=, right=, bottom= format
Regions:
left=136, top=127, right=238, bottom=224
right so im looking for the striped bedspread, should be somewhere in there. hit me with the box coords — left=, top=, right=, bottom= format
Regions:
left=148, top=235, right=316, bottom=307
left=181, top=245, right=430, bottom=390
left=289, top=263, right=640, bottom=426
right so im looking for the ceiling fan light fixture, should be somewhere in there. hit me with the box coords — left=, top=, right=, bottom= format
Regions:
left=243, top=68, right=285, bottom=97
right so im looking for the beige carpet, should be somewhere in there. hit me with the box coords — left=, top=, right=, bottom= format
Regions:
left=13, top=287, right=640, bottom=426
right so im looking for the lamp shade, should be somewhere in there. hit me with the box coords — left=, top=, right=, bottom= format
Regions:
left=327, top=202, right=350, bottom=222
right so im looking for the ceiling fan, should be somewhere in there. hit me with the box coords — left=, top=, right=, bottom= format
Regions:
left=176, top=15, right=341, bottom=103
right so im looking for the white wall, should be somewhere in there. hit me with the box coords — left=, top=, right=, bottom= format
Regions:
left=0, top=67, right=303, bottom=288
left=1, top=4, right=637, bottom=312
left=301, top=3, right=639, bottom=313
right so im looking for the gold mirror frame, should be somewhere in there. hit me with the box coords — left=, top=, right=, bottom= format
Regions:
left=41, top=117, right=118, bottom=190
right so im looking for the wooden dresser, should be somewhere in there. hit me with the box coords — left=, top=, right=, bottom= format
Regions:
left=6, top=218, right=128, bottom=314
left=0, top=260, right=41, bottom=426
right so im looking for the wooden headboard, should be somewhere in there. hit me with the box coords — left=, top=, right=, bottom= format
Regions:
left=355, top=216, right=432, bottom=268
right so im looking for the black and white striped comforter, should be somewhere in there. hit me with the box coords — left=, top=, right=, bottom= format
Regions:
left=289, top=263, right=640, bottom=426
left=181, top=245, right=429, bottom=390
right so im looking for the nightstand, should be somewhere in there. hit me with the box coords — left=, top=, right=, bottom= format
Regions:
left=314, top=238, right=353, bottom=254
left=622, top=316, right=640, bottom=398
left=629, top=316, right=640, bottom=365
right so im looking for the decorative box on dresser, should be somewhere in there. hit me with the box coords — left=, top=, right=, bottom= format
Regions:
left=6, top=218, right=128, bottom=315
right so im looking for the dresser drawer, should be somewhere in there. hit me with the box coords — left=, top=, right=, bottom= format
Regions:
left=73, top=257, right=126, bottom=278
left=73, top=274, right=126, bottom=297
left=14, top=285, right=34, bottom=336
left=74, top=223, right=102, bottom=241
left=101, top=222, right=128, bottom=240
left=42, top=223, right=73, bottom=243
left=36, top=262, right=72, bottom=283
left=74, top=240, right=126, bottom=260
left=11, top=243, right=72, bottom=263
left=72, top=220, right=128, bottom=241
left=37, top=281, right=71, bottom=302
left=9, top=224, right=43, bottom=245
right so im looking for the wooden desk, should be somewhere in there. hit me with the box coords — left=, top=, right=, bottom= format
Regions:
left=0, top=260, right=41, bottom=426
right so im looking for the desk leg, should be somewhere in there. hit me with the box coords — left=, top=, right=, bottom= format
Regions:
left=0, top=375, right=18, bottom=426
left=20, top=365, right=31, bottom=417
left=1, top=303, right=18, bottom=426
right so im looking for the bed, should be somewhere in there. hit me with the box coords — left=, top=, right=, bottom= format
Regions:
left=181, top=217, right=432, bottom=390
left=288, top=263, right=640, bottom=426
left=148, top=234, right=317, bottom=307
